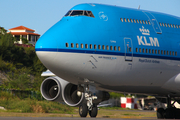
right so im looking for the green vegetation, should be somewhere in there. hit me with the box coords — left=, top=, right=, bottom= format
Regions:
left=109, top=92, right=125, bottom=98
left=0, top=27, right=74, bottom=114
left=0, top=27, right=46, bottom=91
left=0, top=91, right=74, bottom=113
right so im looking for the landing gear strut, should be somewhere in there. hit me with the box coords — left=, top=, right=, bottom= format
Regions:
left=79, top=84, right=98, bottom=118
left=157, top=96, right=180, bottom=119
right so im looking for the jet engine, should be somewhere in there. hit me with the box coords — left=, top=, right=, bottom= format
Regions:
left=40, top=76, right=84, bottom=106
left=40, top=76, right=110, bottom=106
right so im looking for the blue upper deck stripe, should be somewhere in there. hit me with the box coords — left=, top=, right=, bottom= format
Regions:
left=36, top=48, right=180, bottom=61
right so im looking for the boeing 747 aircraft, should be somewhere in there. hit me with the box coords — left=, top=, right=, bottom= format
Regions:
left=35, top=3, right=180, bottom=119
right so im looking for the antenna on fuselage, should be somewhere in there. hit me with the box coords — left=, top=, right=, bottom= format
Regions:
left=138, top=5, right=140, bottom=9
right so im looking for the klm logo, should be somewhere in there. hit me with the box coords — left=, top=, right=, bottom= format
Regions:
left=137, top=36, right=160, bottom=47
left=137, top=26, right=160, bottom=47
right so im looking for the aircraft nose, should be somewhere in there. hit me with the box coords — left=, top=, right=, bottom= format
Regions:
left=35, top=28, right=58, bottom=69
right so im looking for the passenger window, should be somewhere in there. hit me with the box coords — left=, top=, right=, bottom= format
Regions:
left=158, top=50, right=160, bottom=54
left=167, top=51, right=169, bottom=55
left=168, top=24, right=170, bottom=27
left=127, top=18, right=130, bottom=22
left=148, top=21, right=151, bottom=25
left=124, top=18, right=127, bottom=22
left=136, top=19, right=139, bottom=23
left=94, top=45, right=97, bottom=49
left=90, top=44, right=92, bottom=49
left=142, top=48, right=145, bottom=53
left=179, top=25, right=180, bottom=28
left=110, top=46, right=113, bottom=50
left=81, top=44, right=83, bottom=48
left=149, top=49, right=151, bottom=53
left=102, top=45, right=105, bottom=50
left=170, top=51, right=171, bottom=55
left=160, top=23, right=162, bottom=26
left=161, top=50, right=163, bottom=55
left=152, top=49, right=154, bottom=54
left=98, top=45, right=101, bottom=49
left=171, top=24, right=173, bottom=28
left=114, top=46, right=117, bottom=51
left=139, top=48, right=141, bottom=53
left=165, top=23, right=167, bottom=27
left=162, top=23, right=165, bottom=27
left=142, top=20, right=145, bottom=24
left=106, top=46, right=109, bottom=50
left=176, top=25, right=178, bottom=28
left=66, top=43, right=69, bottom=47
left=71, top=43, right=74, bottom=48
left=136, top=48, right=138, bottom=52
left=85, top=44, right=88, bottom=49
left=130, top=19, right=133, bottom=23
left=164, top=50, right=166, bottom=55
left=146, top=49, right=148, bottom=53
left=139, top=20, right=142, bottom=24
left=118, top=47, right=120, bottom=51
left=173, top=24, right=176, bottom=28
left=133, top=19, right=136, bottom=23
left=175, top=52, right=177, bottom=56
left=155, top=50, right=157, bottom=54
left=76, top=43, right=79, bottom=48
left=145, top=21, right=148, bottom=24
left=120, top=18, right=123, bottom=22
left=173, top=51, right=174, bottom=56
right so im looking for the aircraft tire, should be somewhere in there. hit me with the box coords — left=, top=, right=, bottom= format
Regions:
left=156, top=108, right=165, bottom=119
left=175, top=108, right=180, bottom=119
left=165, top=108, right=175, bottom=119
left=79, top=104, right=88, bottom=117
left=89, top=105, right=98, bottom=118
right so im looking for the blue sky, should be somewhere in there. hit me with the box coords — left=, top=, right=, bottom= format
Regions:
left=1, top=0, right=180, bottom=35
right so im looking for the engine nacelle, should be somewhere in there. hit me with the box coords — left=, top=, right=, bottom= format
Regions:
left=40, top=77, right=62, bottom=101
left=40, top=76, right=110, bottom=106
left=40, top=76, right=84, bottom=106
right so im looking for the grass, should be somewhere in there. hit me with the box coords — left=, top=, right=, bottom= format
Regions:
left=0, top=91, right=74, bottom=114
left=0, top=109, right=156, bottom=118
left=0, top=91, right=157, bottom=118
left=98, top=109, right=156, bottom=119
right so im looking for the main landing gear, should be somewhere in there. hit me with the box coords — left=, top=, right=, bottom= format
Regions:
left=157, top=96, right=180, bottom=119
left=79, top=84, right=98, bottom=118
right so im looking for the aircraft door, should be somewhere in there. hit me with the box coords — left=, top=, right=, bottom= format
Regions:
left=143, top=12, right=162, bottom=34
left=124, top=38, right=133, bottom=61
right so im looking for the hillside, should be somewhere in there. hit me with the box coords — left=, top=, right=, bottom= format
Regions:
left=0, top=27, right=46, bottom=91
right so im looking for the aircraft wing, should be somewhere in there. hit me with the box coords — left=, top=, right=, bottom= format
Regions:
left=41, top=70, right=55, bottom=76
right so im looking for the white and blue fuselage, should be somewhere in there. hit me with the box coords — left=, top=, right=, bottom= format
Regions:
left=35, top=3, right=180, bottom=97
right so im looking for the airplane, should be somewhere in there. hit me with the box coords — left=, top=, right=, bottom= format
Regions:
left=35, top=3, right=180, bottom=119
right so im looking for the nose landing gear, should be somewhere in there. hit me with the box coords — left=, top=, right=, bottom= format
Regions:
left=79, top=84, right=98, bottom=118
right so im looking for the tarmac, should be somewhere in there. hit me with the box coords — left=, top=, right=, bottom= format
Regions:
left=0, top=117, right=157, bottom=120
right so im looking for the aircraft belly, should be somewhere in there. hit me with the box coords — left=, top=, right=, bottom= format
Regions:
left=43, top=51, right=180, bottom=95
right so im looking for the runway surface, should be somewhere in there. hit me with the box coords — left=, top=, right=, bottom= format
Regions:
left=0, top=117, right=157, bottom=120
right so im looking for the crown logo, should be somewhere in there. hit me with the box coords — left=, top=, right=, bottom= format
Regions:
left=139, top=26, right=150, bottom=35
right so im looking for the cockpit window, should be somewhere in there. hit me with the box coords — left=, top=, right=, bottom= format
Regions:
left=64, top=10, right=94, bottom=18
left=71, top=11, right=84, bottom=16
left=87, top=11, right=94, bottom=17
left=84, top=11, right=88, bottom=16
left=65, top=10, right=72, bottom=16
